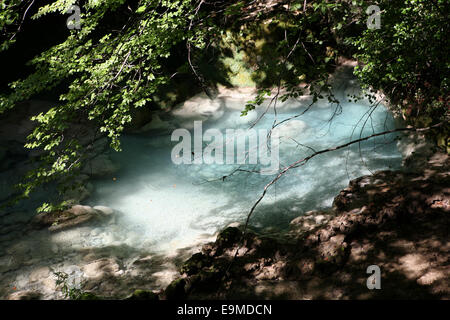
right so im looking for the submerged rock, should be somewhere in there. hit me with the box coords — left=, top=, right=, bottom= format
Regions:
left=32, top=205, right=114, bottom=232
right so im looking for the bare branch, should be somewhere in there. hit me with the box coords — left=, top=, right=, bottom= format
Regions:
left=244, top=122, right=444, bottom=231
left=224, top=121, right=445, bottom=274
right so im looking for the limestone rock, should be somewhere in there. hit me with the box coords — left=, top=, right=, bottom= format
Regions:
left=29, top=267, right=51, bottom=282
left=180, top=253, right=213, bottom=276
left=317, top=234, right=349, bottom=265
left=289, top=210, right=333, bottom=234
left=93, top=206, right=114, bottom=216
left=83, top=258, right=120, bottom=279
left=213, top=227, right=242, bottom=256
left=32, top=205, right=104, bottom=232
left=8, top=290, right=41, bottom=300
left=164, top=278, right=187, bottom=300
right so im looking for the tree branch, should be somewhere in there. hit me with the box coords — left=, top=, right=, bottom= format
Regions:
left=224, top=121, right=445, bottom=274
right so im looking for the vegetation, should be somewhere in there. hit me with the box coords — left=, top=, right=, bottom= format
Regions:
left=0, top=0, right=448, bottom=209
left=352, top=0, right=449, bottom=125
left=54, top=271, right=88, bottom=300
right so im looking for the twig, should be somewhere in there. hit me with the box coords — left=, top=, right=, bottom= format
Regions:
left=10, top=0, right=35, bottom=41
left=224, top=121, right=444, bottom=274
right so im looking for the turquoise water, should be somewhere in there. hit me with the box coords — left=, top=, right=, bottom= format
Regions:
left=0, top=90, right=405, bottom=298
left=88, top=96, right=402, bottom=253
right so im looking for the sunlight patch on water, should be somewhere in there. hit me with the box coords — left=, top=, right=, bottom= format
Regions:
left=87, top=92, right=403, bottom=254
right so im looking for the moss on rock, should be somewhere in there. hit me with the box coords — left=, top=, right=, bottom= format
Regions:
left=180, top=253, right=213, bottom=276
left=164, top=278, right=187, bottom=300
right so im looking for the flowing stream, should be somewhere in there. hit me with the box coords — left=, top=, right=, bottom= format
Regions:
left=0, top=83, right=405, bottom=298
left=88, top=93, right=402, bottom=253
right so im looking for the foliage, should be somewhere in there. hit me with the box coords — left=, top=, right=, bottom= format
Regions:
left=54, top=271, right=85, bottom=300
left=231, top=0, right=346, bottom=115
left=0, top=0, right=23, bottom=51
left=0, top=0, right=448, bottom=208
left=351, top=0, right=449, bottom=125
left=1, top=0, right=198, bottom=206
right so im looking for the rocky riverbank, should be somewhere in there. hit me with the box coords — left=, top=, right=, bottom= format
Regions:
left=149, top=151, right=449, bottom=300
left=1, top=68, right=447, bottom=300
left=3, top=151, right=448, bottom=300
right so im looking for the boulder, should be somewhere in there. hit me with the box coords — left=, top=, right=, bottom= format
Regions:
left=164, top=278, right=187, bottom=300
left=93, top=206, right=114, bottom=216
left=180, top=253, right=213, bottom=276
left=317, top=234, right=349, bottom=266
left=32, top=205, right=104, bottom=232
left=0, top=255, right=23, bottom=273
left=214, top=227, right=242, bottom=256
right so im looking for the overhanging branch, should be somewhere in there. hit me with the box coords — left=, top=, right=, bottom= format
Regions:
left=243, top=121, right=445, bottom=232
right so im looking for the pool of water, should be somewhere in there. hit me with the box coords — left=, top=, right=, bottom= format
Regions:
left=0, top=86, right=404, bottom=298
left=87, top=91, right=403, bottom=254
